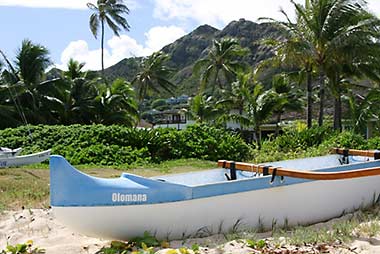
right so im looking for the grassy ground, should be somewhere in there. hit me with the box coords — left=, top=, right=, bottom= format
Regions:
left=0, top=159, right=215, bottom=211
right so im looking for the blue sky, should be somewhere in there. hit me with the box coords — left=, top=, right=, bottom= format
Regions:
left=1, top=0, right=380, bottom=71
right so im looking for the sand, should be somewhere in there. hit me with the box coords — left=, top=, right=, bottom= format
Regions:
left=1, top=209, right=380, bottom=254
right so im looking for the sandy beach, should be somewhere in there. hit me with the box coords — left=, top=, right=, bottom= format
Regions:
left=2, top=208, right=380, bottom=254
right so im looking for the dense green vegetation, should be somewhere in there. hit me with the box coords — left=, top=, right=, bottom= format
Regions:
left=0, top=124, right=249, bottom=165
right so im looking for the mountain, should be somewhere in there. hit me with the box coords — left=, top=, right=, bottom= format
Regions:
left=103, top=19, right=281, bottom=96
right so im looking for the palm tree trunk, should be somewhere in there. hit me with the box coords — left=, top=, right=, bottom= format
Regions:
left=101, top=20, right=105, bottom=77
left=306, top=70, right=313, bottom=128
left=333, top=93, right=342, bottom=131
left=318, top=74, right=325, bottom=126
left=0, top=50, right=19, bottom=81
left=275, top=112, right=282, bottom=137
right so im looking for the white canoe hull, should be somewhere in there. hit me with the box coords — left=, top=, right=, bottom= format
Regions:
left=0, top=150, right=51, bottom=168
left=53, top=174, right=380, bottom=240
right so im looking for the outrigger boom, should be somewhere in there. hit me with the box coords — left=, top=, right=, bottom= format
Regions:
left=218, top=148, right=380, bottom=181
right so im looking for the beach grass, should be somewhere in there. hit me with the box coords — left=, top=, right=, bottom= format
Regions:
left=0, top=159, right=215, bottom=211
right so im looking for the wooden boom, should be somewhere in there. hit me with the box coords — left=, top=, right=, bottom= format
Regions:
left=218, top=160, right=380, bottom=180
left=332, top=148, right=380, bottom=159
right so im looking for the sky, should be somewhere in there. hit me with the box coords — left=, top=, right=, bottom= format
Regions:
left=1, top=0, right=380, bottom=71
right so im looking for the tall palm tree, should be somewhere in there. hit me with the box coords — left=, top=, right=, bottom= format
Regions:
left=194, top=38, right=248, bottom=95
left=289, top=0, right=380, bottom=130
left=132, top=51, right=176, bottom=101
left=87, top=0, right=130, bottom=75
left=266, top=0, right=380, bottom=130
left=263, top=10, right=316, bottom=128
left=271, top=73, right=304, bottom=135
left=3, top=40, right=61, bottom=124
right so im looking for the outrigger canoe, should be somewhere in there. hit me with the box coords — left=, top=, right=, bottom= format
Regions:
left=0, top=149, right=51, bottom=168
left=50, top=149, right=380, bottom=240
left=0, top=147, right=22, bottom=157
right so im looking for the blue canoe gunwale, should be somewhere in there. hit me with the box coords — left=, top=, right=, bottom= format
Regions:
left=50, top=154, right=380, bottom=208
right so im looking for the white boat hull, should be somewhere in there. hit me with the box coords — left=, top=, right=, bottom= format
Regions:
left=53, top=174, right=380, bottom=240
left=0, top=150, right=51, bottom=168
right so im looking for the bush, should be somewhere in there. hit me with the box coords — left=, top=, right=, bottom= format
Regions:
left=263, top=124, right=334, bottom=153
left=0, top=124, right=249, bottom=165
left=322, top=131, right=366, bottom=149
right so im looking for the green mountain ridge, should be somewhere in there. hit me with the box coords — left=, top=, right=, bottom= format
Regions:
left=103, top=19, right=281, bottom=96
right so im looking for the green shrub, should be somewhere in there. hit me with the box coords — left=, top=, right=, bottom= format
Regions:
left=0, top=124, right=249, bottom=165
left=262, top=124, right=334, bottom=153
left=322, top=131, right=366, bottom=149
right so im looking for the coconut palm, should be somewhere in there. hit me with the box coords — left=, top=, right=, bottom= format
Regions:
left=194, top=38, right=248, bottom=95
left=189, top=95, right=223, bottom=124
left=266, top=0, right=380, bottom=130
left=292, top=0, right=379, bottom=130
left=0, top=69, right=21, bottom=128
left=47, top=59, right=98, bottom=124
left=271, top=73, right=304, bottom=135
left=1, top=40, right=63, bottom=124
left=132, top=51, right=176, bottom=101
left=220, top=70, right=280, bottom=148
left=263, top=11, right=316, bottom=128
left=345, top=88, right=380, bottom=134
left=95, top=78, right=138, bottom=126
left=87, top=0, right=130, bottom=74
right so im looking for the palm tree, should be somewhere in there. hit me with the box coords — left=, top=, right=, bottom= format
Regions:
left=263, top=11, right=316, bottom=128
left=87, top=0, right=130, bottom=75
left=95, top=78, right=138, bottom=126
left=345, top=88, right=380, bottom=135
left=271, top=73, right=304, bottom=136
left=189, top=95, right=223, bottom=124
left=216, top=70, right=253, bottom=130
left=194, top=38, right=248, bottom=95
left=266, top=0, right=380, bottom=130
left=0, top=68, right=21, bottom=128
left=220, top=70, right=280, bottom=148
left=2, top=40, right=62, bottom=124
left=288, top=0, right=380, bottom=130
left=48, top=59, right=98, bottom=124
left=132, top=51, right=176, bottom=101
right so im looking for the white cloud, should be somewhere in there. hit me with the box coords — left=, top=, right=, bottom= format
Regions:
left=57, top=25, right=186, bottom=70
left=144, top=26, right=186, bottom=52
left=153, top=0, right=380, bottom=28
left=152, top=0, right=296, bottom=28
left=0, top=0, right=138, bottom=10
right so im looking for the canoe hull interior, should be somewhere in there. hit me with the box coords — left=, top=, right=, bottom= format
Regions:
left=0, top=150, right=51, bottom=168
left=53, top=174, right=380, bottom=240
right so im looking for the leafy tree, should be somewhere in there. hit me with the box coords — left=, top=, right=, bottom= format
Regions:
left=189, top=95, right=223, bottom=124
left=271, top=73, right=304, bottom=135
left=2, top=40, right=62, bottom=124
left=344, top=88, right=380, bottom=135
left=293, top=0, right=379, bottom=130
left=194, top=38, right=248, bottom=95
left=87, top=0, right=130, bottom=75
left=132, top=51, right=175, bottom=101
left=49, top=59, right=98, bottom=124
left=266, top=0, right=380, bottom=130
left=94, top=78, right=138, bottom=126
left=220, top=70, right=280, bottom=148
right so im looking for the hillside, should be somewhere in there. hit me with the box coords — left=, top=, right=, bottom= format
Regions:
left=103, top=19, right=281, bottom=96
